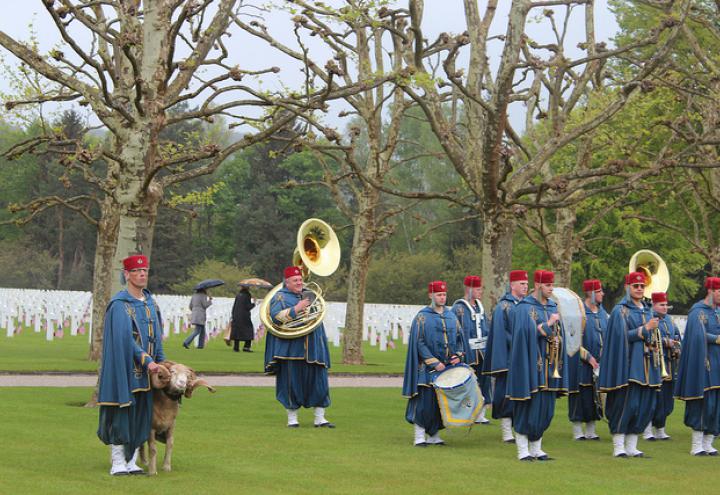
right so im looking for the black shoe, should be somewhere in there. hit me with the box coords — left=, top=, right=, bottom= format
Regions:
left=587, top=436, right=601, bottom=441
left=614, top=453, right=628, bottom=458
left=645, top=437, right=657, bottom=442
left=314, top=422, right=335, bottom=428
left=632, top=453, right=647, bottom=458
left=287, top=423, right=300, bottom=428
left=504, top=438, right=516, bottom=444
left=128, top=468, right=146, bottom=475
left=243, top=348, right=253, bottom=353
left=182, top=343, right=189, bottom=349
left=519, top=456, right=534, bottom=461
left=693, top=451, right=708, bottom=456
left=414, top=442, right=428, bottom=448
left=708, top=451, right=719, bottom=456
left=659, top=436, right=672, bottom=441
left=535, top=455, right=554, bottom=461
left=233, top=349, right=239, bottom=352
left=575, top=437, right=587, bottom=441
left=429, top=441, right=446, bottom=446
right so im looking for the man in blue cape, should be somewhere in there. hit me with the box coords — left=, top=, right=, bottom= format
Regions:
left=452, top=275, right=491, bottom=424
left=599, top=271, right=661, bottom=458
left=403, top=280, right=463, bottom=446
left=508, top=269, right=568, bottom=461
left=97, top=254, right=164, bottom=476
left=674, top=276, right=720, bottom=456
left=264, top=265, right=333, bottom=428
left=568, top=279, right=604, bottom=441
left=483, top=269, right=528, bottom=443
left=643, top=291, right=681, bottom=441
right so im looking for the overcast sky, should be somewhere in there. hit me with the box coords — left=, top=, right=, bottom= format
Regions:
left=0, top=1, right=620, bottom=132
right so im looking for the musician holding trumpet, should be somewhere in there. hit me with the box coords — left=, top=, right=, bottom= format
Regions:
left=508, top=270, right=568, bottom=461
left=643, top=292, right=681, bottom=441
left=599, top=272, right=662, bottom=458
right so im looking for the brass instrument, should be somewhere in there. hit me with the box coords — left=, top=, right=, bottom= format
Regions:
left=653, top=325, right=670, bottom=379
left=550, top=320, right=562, bottom=379
left=629, top=249, right=669, bottom=299
left=629, top=250, right=670, bottom=378
left=259, top=218, right=341, bottom=339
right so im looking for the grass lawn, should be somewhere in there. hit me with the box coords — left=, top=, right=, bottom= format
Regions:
left=0, top=329, right=406, bottom=374
left=0, top=387, right=715, bottom=495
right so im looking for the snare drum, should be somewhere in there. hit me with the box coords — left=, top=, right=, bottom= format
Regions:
left=432, top=364, right=483, bottom=427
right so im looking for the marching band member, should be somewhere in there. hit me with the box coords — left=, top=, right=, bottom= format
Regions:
left=674, top=277, right=720, bottom=456
left=643, top=292, right=681, bottom=441
left=599, top=272, right=662, bottom=458
left=264, top=266, right=334, bottom=428
left=568, top=279, right=605, bottom=441
left=508, top=270, right=568, bottom=461
left=403, top=281, right=464, bottom=447
left=483, top=270, right=529, bottom=443
left=452, top=275, right=491, bottom=424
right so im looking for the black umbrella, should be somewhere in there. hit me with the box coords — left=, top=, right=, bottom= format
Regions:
left=194, top=279, right=225, bottom=291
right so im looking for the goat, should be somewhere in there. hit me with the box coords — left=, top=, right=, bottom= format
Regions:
left=142, top=360, right=215, bottom=475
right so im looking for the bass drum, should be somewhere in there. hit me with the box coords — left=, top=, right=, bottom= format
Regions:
left=550, top=287, right=586, bottom=358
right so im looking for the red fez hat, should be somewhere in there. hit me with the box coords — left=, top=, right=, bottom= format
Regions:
left=705, top=277, right=720, bottom=290
left=464, top=275, right=482, bottom=288
left=428, top=280, right=447, bottom=293
left=627, top=272, right=646, bottom=285
left=583, top=279, right=602, bottom=292
left=624, top=274, right=631, bottom=285
left=651, top=292, right=668, bottom=303
left=509, top=270, right=528, bottom=282
left=534, top=270, right=555, bottom=284
left=123, top=254, right=148, bottom=271
left=284, top=266, right=302, bottom=279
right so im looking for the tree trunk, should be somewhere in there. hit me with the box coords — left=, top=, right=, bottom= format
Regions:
left=547, top=207, right=577, bottom=287
left=481, top=210, right=517, bottom=309
left=57, top=208, right=64, bottom=289
left=342, top=191, right=379, bottom=365
left=88, top=201, right=121, bottom=361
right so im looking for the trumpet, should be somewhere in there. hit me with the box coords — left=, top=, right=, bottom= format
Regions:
left=549, top=319, right=563, bottom=380
left=653, top=326, right=670, bottom=379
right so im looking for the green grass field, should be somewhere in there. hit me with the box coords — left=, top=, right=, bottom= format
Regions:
left=0, top=387, right=716, bottom=495
left=0, top=329, right=406, bottom=374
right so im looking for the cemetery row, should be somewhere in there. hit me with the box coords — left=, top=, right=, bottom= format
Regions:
left=0, top=288, right=421, bottom=350
left=0, top=288, right=688, bottom=350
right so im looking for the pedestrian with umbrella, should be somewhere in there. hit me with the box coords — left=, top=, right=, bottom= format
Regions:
left=229, top=278, right=272, bottom=353
left=183, top=279, right=223, bottom=349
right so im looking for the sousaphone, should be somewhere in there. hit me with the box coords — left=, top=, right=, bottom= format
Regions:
left=629, top=249, right=669, bottom=298
left=259, top=219, right=341, bottom=339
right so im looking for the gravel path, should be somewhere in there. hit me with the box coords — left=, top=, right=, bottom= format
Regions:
left=0, top=373, right=402, bottom=388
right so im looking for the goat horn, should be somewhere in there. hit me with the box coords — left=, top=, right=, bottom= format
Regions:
left=190, top=378, right=216, bottom=393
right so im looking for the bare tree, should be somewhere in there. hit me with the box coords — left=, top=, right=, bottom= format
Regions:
left=366, top=0, right=689, bottom=306
left=0, top=0, right=392, bottom=364
left=238, top=1, right=431, bottom=363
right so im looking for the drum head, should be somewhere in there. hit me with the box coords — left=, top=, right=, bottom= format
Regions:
left=434, top=365, right=472, bottom=389
left=550, top=287, right=586, bottom=357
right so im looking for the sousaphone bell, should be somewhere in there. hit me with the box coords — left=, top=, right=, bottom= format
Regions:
left=629, top=249, right=669, bottom=298
left=259, top=219, right=341, bottom=339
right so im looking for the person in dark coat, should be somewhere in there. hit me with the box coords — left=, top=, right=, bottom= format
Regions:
left=231, top=286, right=255, bottom=352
